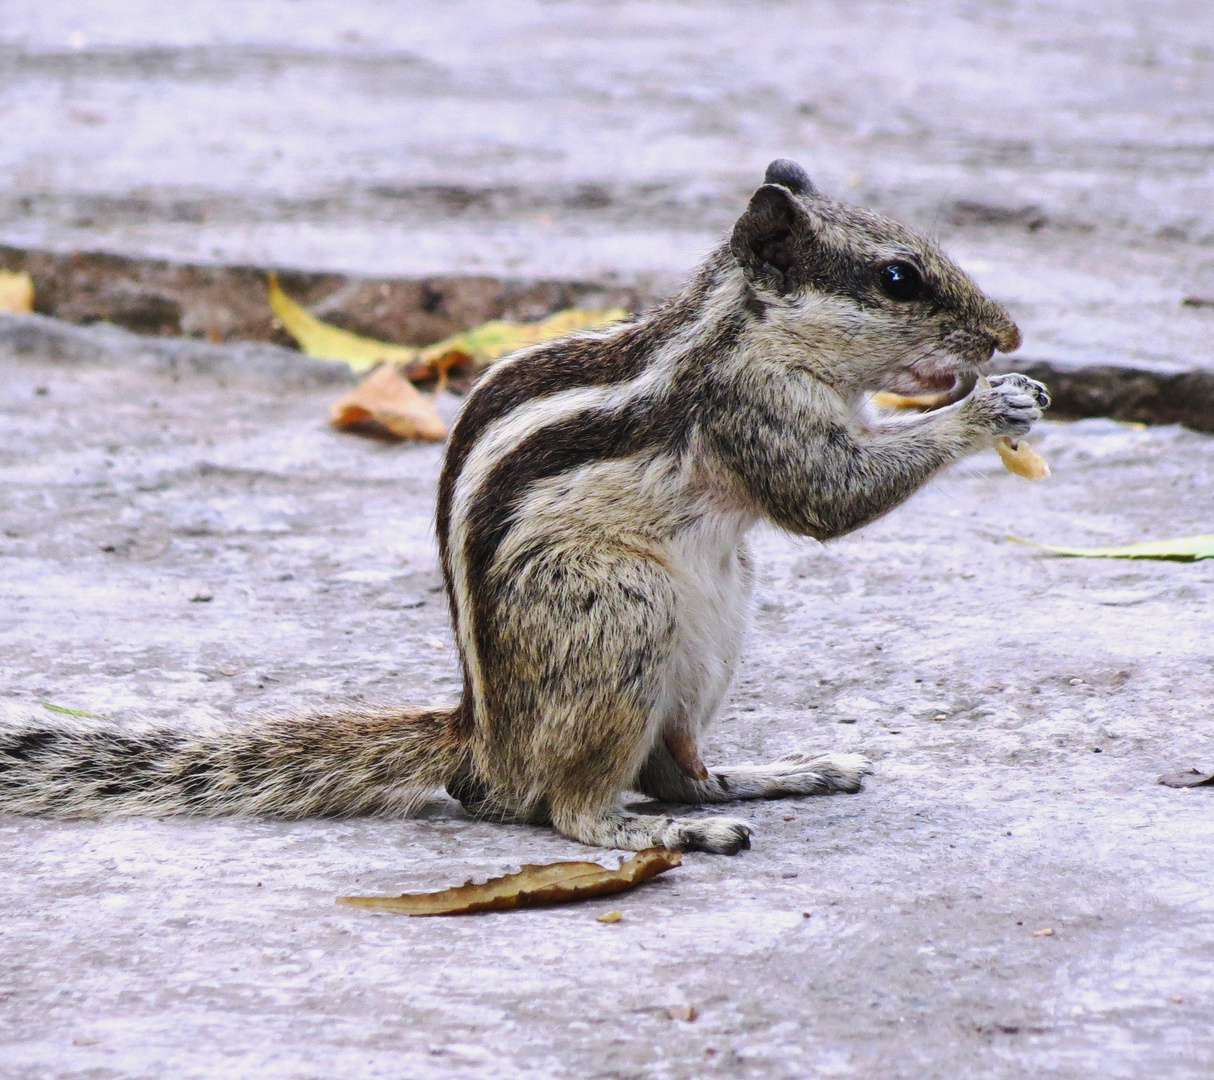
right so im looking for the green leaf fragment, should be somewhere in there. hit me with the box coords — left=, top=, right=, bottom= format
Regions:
left=42, top=701, right=107, bottom=719
left=1010, top=535, right=1214, bottom=562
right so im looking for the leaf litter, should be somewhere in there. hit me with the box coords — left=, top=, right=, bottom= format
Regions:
left=1011, top=535, right=1214, bottom=562
left=268, top=274, right=416, bottom=375
left=328, top=362, right=448, bottom=441
left=0, top=269, right=34, bottom=314
left=42, top=701, right=107, bottom=720
left=1158, top=769, right=1214, bottom=789
left=339, top=847, right=681, bottom=916
left=268, top=274, right=627, bottom=441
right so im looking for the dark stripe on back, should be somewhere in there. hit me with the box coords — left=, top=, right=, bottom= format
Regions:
left=436, top=323, right=650, bottom=581
left=433, top=282, right=717, bottom=675
left=462, top=393, right=690, bottom=675
left=459, top=305, right=748, bottom=681
left=432, top=244, right=739, bottom=712
left=433, top=255, right=731, bottom=587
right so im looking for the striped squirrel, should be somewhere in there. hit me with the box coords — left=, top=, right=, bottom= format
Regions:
left=0, top=160, right=1047, bottom=854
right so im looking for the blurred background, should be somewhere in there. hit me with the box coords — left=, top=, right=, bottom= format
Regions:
left=2, top=0, right=1212, bottom=370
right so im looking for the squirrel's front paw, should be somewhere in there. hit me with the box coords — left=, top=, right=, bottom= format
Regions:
left=963, top=373, right=1049, bottom=442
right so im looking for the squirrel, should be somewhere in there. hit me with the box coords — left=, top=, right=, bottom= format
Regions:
left=0, top=160, right=1048, bottom=854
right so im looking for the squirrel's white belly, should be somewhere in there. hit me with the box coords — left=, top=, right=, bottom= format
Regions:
left=652, top=506, right=756, bottom=738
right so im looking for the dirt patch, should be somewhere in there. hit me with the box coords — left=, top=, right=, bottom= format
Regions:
left=0, top=244, right=642, bottom=347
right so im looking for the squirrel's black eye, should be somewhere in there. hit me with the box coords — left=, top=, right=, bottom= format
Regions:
left=877, top=261, right=923, bottom=301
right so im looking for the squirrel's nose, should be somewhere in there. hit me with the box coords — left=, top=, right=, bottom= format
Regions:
left=992, top=321, right=1022, bottom=353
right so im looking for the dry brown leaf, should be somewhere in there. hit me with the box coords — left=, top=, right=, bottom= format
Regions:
left=0, top=269, right=34, bottom=314
left=339, top=847, right=681, bottom=916
left=996, top=437, right=1050, bottom=480
left=1158, top=768, right=1214, bottom=789
left=329, top=363, right=446, bottom=442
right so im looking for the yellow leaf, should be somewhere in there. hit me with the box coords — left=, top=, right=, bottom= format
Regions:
left=329, top=363, right=446, bottom=441
left=268, top=273, right=628, bottom=378
left=268, top=273, right=417, bottom=374
left=1010, top=534, right=1214, bottom=561
left=338, top=847, right=681, bottom=916
left=416, top=306, right=630, bottom=374
left=0, top=269, right=34, bottom=314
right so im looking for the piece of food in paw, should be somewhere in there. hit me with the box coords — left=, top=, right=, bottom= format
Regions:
left=996, top=437, right=1050, bottom=480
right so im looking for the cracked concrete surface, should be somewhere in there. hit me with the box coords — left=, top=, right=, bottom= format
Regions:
left=1, top=1, right=1214, bottom=1077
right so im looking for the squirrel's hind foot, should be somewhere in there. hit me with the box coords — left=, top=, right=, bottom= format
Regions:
left=553, top=807, right=752, bottom=855
left=770, top=750, right=874, bottom=795
left=668, top=815, right=753, bottom=854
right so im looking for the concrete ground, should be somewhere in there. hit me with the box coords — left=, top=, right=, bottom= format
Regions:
left=1, top=323, right=1213, bottom=1080
left=1, top=1, right=1214, bottom=1078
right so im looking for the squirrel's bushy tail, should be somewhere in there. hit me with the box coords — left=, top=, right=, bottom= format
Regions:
left=0, top=705, right=469, bottom=818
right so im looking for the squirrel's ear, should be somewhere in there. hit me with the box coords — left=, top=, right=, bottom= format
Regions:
left=730, top=183, right=811, bottom=292
left=763, top=159, right=814, bottom=194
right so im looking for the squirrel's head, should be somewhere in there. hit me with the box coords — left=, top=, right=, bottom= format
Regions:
left=730, top=159, right=1021, bottom=394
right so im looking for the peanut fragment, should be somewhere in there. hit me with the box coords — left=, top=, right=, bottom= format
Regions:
left=996, top=437, right=1050, bottom=480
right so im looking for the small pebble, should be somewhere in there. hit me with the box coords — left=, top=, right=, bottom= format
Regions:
left=932, top=713, right=947, bottom=722
left=596, top=910, right=622, bottom=924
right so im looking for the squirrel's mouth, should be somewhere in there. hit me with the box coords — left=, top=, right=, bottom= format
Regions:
left=888, top=352, right=978, bottom=397
left=886, top=326, right=999, bottom=398
left=877, top=359, right=979, bottom=410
